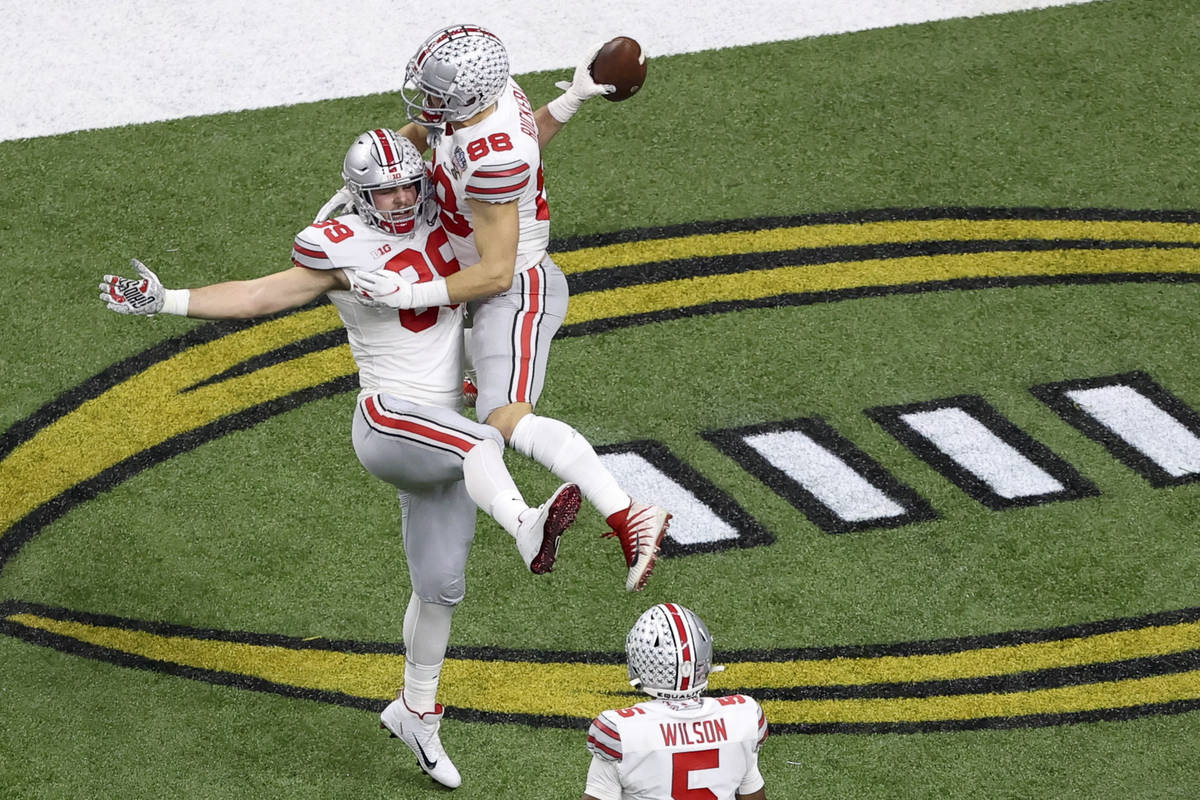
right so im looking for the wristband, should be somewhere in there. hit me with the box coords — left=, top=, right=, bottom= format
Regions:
left=161, top=288, right=191, bottom=316
left=547, top=90, right=584, bottom=123
left=409, top=278, right=451, bottom=309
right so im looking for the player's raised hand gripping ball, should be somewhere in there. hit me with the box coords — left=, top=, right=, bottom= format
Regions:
left=590, top=37, right=647, bottom=101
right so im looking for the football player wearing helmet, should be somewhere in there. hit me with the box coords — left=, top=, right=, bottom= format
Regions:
left=101, top=129, right=584, bottom=790
left=582, top=604, right=769, bottom=800
left=362, top=24, right=671, bottom=593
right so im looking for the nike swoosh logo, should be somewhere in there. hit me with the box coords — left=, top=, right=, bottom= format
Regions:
left=413, top=738, right=438, bottom=770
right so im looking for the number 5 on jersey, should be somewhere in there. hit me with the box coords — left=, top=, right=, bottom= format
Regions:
left=673, top=749, right=721, bottom=800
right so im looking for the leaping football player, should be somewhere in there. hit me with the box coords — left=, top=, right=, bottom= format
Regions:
left=100, top=129, right=583, bottom=790
left=350, top=24, right=672, bottom=593
left=582, top=604, right=769, bottom=800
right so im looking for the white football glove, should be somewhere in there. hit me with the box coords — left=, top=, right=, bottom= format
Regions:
left=314, top=187, right=355, bottom=223
left=100, top=259, right=166, bottom=315
left=349, top=269, right=414, bottom=309
left=548, top=42, right=616, bottom=123
left=555, top=41, right=617, bottom=98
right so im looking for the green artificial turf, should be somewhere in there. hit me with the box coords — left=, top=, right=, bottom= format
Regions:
left=3, top=1, right=1199, bottom=798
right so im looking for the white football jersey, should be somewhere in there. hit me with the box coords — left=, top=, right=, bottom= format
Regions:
left=585, top=695, right=769, bottom=800
left=291, top=214, right=464, bottom=408
left=430, top=77, right=550, bottom=273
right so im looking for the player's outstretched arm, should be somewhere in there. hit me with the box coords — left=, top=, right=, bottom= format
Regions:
left=185, top=266, right=348, bottom=319
left=101, top=260, right=347, bottom=320
left=536, top=42, right=615, bottom=149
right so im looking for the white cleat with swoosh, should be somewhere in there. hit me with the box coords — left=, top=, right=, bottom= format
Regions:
left=380, top=693, right=462, bottom=789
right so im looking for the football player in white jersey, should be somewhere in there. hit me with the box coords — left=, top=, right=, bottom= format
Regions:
left=582, top=604, right=769, bottom=800
left=99, top=129, right=584, bottom=789
left=351, top=24, right=672, bottom=593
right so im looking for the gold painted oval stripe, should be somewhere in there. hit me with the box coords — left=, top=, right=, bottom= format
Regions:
left=553, top=218, right=1200, bottom=274
left=0, top=306, right=347, bottom=535
left=4, top=612, right=405, bottom=700
left=565, top=247, right=1200, bottom=326
left=7, top=610, right=1200, bottom=726
left=760, top=671, right=1200, bottom=726
left=4, top=217, right=1200, bottom=544
left=723, top=620, right=1200, bottom=688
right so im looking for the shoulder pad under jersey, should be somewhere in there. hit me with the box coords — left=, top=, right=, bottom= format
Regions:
left=586, top=710, right=623, bottom=763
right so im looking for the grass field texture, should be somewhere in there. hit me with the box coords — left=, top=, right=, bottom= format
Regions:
left=2, top=1, right=1199, bottom=797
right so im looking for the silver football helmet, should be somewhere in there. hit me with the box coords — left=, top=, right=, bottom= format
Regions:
left=626, top=603, right=718, bottom=700
left=341, top=129, right=430, bottom=237
left=403, top=24, right=510, bottom=131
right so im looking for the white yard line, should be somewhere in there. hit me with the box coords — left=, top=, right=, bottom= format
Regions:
left=0, top=0, right=1097, bottom=141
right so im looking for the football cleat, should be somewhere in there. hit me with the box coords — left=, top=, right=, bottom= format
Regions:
left=516, top=483, right=582, bottom=573
left=380, top=694, right=462, bottom=789
left=461, top=377, right=478, bottom=408
left=604, top=502, right=670, bottom=591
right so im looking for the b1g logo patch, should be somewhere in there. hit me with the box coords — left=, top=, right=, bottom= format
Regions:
left=3, top=208, right=1200, bottom=735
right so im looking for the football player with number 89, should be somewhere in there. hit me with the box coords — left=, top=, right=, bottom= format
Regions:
left=101, top=129, right=584, bottom=790
left=356, top=23, right=672, bottom=594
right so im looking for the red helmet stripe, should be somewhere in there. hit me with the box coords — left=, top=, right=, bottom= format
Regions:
left=665, top=603, right=691, bottom=648
left=416, top=25, right=503, bottom=65
left=372, top=129, right=396, bottom=166
left=663, top=603, right=693, bottom=691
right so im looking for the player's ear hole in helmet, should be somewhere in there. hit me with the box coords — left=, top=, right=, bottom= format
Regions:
left=403, top=24, right=510, bottom=132
left=341, top=129, right=431, bottom=238
left=626, top=603, right=722, bottom=701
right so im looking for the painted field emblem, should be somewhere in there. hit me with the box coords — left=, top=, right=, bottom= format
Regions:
left=3, top=208, right=1199, bottom=734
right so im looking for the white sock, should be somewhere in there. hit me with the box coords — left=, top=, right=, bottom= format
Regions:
left=461, top=327, right=476, bottom=383
left=402, top=662, right=442, bottom=715
left=509, top=414, right=630, bottom=517
left=462, top=438, right=527, bottom=537
left=401, top=594, right=455, bottom=714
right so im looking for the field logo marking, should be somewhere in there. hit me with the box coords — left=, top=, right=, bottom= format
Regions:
left=3, top=208, right=1200, bottom=732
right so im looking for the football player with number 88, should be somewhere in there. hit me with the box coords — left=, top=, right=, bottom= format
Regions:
left=101, top=129, right=585, bottom=790
left=370, top=23, right=673, bottom=596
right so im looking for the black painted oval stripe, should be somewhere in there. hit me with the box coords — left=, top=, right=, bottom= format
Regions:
left=3, top=600, right=1199, bottom=734
left=3, top=209, right=1199, bottom=734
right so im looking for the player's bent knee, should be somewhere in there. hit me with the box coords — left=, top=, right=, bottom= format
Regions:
left=485, top=402, right=533, bottom=442
left=412, top=577, right=466, bottom=607
left=423, top=590, right=465, bottom=607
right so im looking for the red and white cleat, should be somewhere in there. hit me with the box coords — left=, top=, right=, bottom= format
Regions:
left=516, top=483, right=582, bottom=574
left=605, top=501, right=670, bottom=591
left=461, top=378, right=478, bottom=408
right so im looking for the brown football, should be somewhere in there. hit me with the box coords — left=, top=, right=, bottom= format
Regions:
left=590, top=36, right=647, bottom=102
